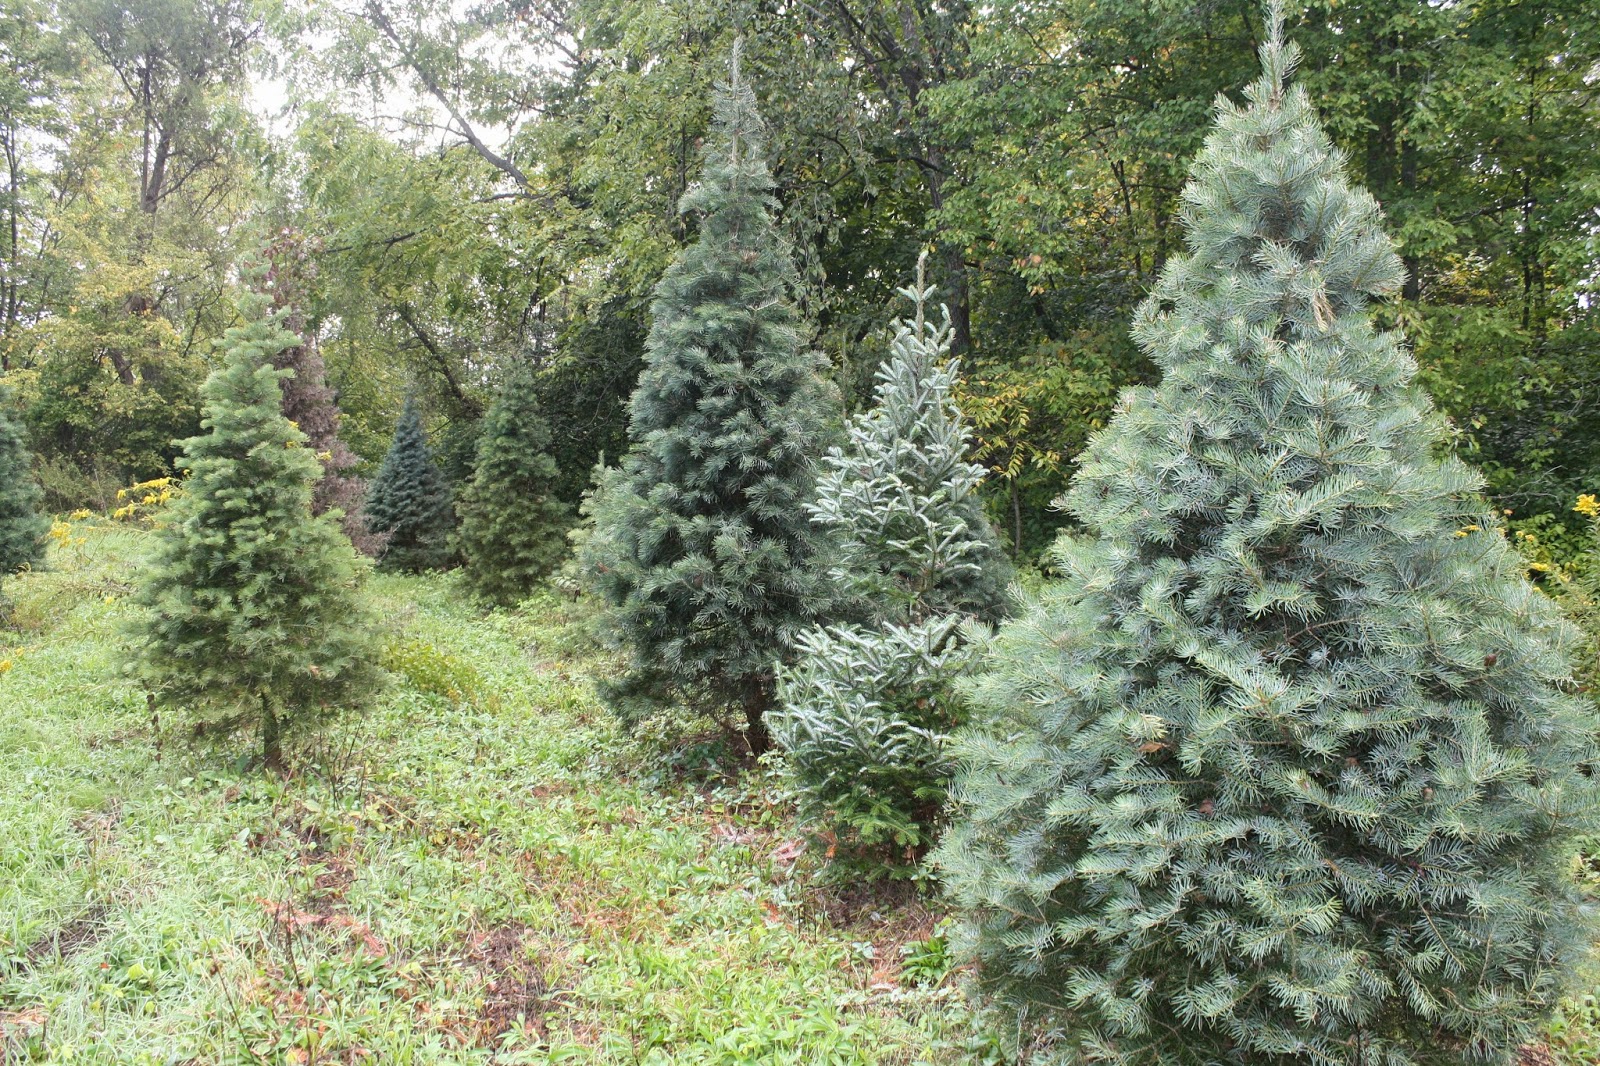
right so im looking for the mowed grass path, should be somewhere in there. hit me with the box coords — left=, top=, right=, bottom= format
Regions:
left=1, top=524, right=990, bottom=1065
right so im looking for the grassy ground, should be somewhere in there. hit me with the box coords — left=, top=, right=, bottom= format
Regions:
left=0, top=522, right=998, bottom=1064
left=2, top=522, right=1597, bottom=1065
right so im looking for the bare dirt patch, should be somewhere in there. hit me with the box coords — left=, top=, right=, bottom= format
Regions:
left=461, top=921, right=562, bottom=1045
left=24, top=902, right=109, bottom=968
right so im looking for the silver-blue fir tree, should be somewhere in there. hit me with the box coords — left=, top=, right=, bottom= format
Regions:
left=773, top=263, right=1011, bottom=875
left=586, top=45, right=836, bottom=752
left=934, top=15, right=1600, bottom=1065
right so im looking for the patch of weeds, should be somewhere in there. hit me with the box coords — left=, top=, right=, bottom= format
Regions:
left=1547, top=989, right=1600, bottom=1064
left=381, top=634, right=494, bottom=709
left=900, top=925, right=955, bottom=988
left=5, top=531, right=992, bottom=1063
left=459, top=921, right=571, bottom=1047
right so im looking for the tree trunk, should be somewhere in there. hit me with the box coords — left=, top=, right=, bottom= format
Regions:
left=1011, top=478, right=1023, bottom=557
left=742, top=679, right=771, bottom=757
left=261, top=693, right=284, bottom=774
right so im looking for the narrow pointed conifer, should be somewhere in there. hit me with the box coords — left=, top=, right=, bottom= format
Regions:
left=807, top=258, right=1011, bottom=626
left=0, top=388, right=48, bottom=594
left=934, top=14, right=1600, bottom=1065
left=588, top=44, right=836, bottom=751
left=262, top=231, right=375, bottom=553
left=772, top=263, right=1011, bottom=874
left=455, top=359, right=570, bottom=605
left=128, top=288, right=381, bottom=770
left=364, top=394, right=455, bottom=572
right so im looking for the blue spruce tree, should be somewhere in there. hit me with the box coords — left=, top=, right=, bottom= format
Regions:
left=934, top=14, right=1600, bottom=1065
left=587, top=44, right=836, bottom=752
left=365, top=393, right=455, bottom=573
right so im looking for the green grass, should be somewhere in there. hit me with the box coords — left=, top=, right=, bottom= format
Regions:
left=0, top=522, right=999, bottom=1064
left=3, top=521, right=1597, bottom=1065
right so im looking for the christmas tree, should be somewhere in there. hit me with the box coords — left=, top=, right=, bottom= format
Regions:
left=934, top=14, right=1600, bottom=1065
left=772, top=262, right=1011, bottom=874
left=0, top=386, right=48, bottom=595
left=128, top=287, right=381, bottom=771
left=806, top=259, right=1011, bottom=626
left=455, top=359, right=570, bottom=605
left=364, top=393, right=455, bottom=572
left=587, top=44, right=836, bottom=752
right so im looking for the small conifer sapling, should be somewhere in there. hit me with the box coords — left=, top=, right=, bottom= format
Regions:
left=773, top=261, right=1011, bottom=874
left=455, top=359, right=570, bottom=605
left=129, top=285, right=382, bottom=770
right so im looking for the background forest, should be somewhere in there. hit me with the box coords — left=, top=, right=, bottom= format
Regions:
left=2, top=0, right=1595, bottom=561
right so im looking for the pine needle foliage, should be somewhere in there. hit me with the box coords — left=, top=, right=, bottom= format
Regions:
left=587, top=45, right=836, bottom=751
left=455, top=359, right=570, bottom=605
left=365, top=394, right=455, bottom=573
left=772, top=265, right=1011, bottom=875
left=808, top=262, right=1011, bottom=626
left=0, top=387, right=48, bottom=590
left=128, top=289, right=382, bottom=771
left=934, top=16, right=1600, bottom=1066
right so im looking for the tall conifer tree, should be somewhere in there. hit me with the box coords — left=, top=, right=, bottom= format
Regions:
left=129, top=288, right=381, bottom=770
left=455, top=359, right=569, bottom=605
left=588, top=44, right=836, bottom=751
left=262, top=230, right=374, bottom=553
left=0, top=388, right=48, bottom=597
left=935, top=15, right=1600, bottom=1065
left=364, top=394, right=454, bottom=572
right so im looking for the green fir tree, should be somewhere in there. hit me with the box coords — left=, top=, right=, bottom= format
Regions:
left=587, top=44, right=836, bottom=752
left=0, top=387, right=48, bottom=596
left=365, top=394, right=455, bottom=572
left=128, top=288, right=382, bottom=771
left=455, top=359, right=570, bottom=605
left=934, top=15, right=1600, bottom=1066
left=772, top=262, right=1011, bottom=874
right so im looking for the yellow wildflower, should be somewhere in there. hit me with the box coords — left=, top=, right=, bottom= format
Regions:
left=1574, top=494, right=1600, bottom=519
